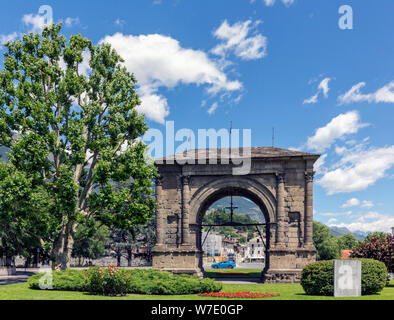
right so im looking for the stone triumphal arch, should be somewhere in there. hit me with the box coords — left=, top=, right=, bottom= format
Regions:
left=152, top=147, right=319, bottom=282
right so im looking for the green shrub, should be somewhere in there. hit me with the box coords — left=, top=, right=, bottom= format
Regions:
left=127, top=269, right=222, bottom=295
left=28, top=269, right=87, bottom=291
left=86, top=265, right=131, bottom=296
left=301, top=258, right=387, bottom=296
left=28, top=268, right=222, bottom=296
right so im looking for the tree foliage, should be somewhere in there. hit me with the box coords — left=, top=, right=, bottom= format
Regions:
left=203, top=209, right=263, bottom=238
left=351, top=233, right=394, bottom=273
left=72, top=222, right=109, bottom=265
left=313, top=221, right=341, bottom=260
left=107, top=216, right=156, bottom=267
left=338, top=233, right=359, bottom=250
left=364, top=232, right=387, bottom=243
left=0, top=24, right=157, bottom=268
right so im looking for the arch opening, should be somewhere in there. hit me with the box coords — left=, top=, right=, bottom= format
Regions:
left=194, top=187, right=272, bottom=278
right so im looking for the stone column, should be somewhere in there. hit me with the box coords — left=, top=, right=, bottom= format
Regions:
left=182, top=175, right=191, bottom=245
left=155, top=177, right=165, bottom=245
left=304, top=171, right=314, bottom=247
left=276, top=173, right=286, bottom=247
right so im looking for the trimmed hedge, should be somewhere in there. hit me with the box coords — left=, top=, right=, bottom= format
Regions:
left=28, top=269, right=87, bottom=291
left=301, top=258, right=387, bottom=296
left=127, top=269, right=222, bottom=295
left=28, top=268, right=222, bottom=296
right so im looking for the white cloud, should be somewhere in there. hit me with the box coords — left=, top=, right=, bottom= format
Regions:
left=341, top=198, right=360, bottom=208
left=212, top=20, right=267, bottom=60
left=340, top=198, right=374, bottom=209
left=0, top=32, right=18, bottom=45
left=329, top=212, right=394, bottom=233
left=22, top=13, right=47, bottom=33
left=327, top=218, right=338, bottom=224
left=319, top=211, right=352, bottom=217
left=281, top=0, right=295, bottom=5
left=318, top=144, right=394, bottom=194
left=64, top=17, right=80, bottom=27
left=303, top=93, right=318, bottom=105
left=207, top=102, right=219, bottom=115
left=263, top=0, right=294, bottom=6
left=313, top=153, right=327, bottom=175
left=361, top=200, right=374, bottom=208
left=303, top=77, right=331, bottom=104
left=360, top=211, right=380, bottom=220
left=335, top=146, right=347, bottom=155
left=22, top=12, right=78, bottom=33
left=100, top=33, right=242, bottom=123
left=115, top=19, right=126, bottom=27
left=306, top=111, right=368, bottom=152
left=338, top=81, right=394, bottom=105
left=318, top=78, right=331, bottom=98
left=137, top=85, right=169, bottom=124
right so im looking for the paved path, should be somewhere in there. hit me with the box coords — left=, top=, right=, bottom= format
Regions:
left=0, top=270, right=37, bottom=286
left=216, top=277, right=262, bottom=284
left=204, top=262, right=264, bottom=270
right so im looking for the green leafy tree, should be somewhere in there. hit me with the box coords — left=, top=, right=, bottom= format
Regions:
left=364, top=232, right=387, bottom=243
left=72, top=222, right=110, bottom=266
left=338, top=233, right=359, bottom=250
left=0, top=24, right=156, bottom=269
left=203, top=209, right=261, bottom=235
left=313, top=221, right=341, bottom=260
left=238, top=236, right=246, bottom=244
left=107, top=217, right=156, bottom=267
left=0, top=162, right=56, bottom=265
left=351, top=233, right=394, bottom=273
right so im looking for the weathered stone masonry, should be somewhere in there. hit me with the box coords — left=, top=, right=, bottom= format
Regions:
left=152, top=147, right=320, bottom=283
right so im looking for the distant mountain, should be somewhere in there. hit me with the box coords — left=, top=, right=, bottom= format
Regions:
left=329, top=226, right=368, bottom=241
left=210, top=196, right=265, bottom=223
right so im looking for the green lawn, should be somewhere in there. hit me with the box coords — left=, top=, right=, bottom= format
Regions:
left=205, top=269, right=262, bottom=278
left=0, top=281, right=393, bottom=300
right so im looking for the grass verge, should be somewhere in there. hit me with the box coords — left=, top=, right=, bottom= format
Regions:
left=0, top=280, right=393, bottom=300
left=205, top=269, right=262, bottom=278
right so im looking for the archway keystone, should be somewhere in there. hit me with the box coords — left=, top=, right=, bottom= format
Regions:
left=152, top=147, right=319, bottom=283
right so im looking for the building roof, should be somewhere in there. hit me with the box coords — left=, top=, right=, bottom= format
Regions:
left=155, top=147, right=319, bottom=164
left=341, top=250, right=352, bottom=259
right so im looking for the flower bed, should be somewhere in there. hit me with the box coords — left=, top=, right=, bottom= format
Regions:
left=198, top=291, right=280, bottom=299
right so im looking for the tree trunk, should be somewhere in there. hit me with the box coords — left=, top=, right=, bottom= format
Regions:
left=127, top=248, right=132, bottom=267
left=51, top=221, right=76, bottom=270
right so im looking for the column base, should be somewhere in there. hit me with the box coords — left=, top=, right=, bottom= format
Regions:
left=262, top=269, right=302, bottom=283
left=152, top=245, right=203, bottom=277
left=268, top=247, right=317, bottom=270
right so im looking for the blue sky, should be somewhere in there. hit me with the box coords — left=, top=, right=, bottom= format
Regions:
left=1, top=0, right=394, bottom=233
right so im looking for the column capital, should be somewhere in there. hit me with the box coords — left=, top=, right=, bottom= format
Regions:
left=305, top=171, right=314, bottom=183
left=155, top=176, right=163, bottom=186
left=275, top=172, right=285, bottom=184
left=176, top=174, right=183, bottom=189
left=182, top=175, right=191, bottom=186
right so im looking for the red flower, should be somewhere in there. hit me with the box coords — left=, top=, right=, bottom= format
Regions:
left=197, top=292, right=280, bottom=299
